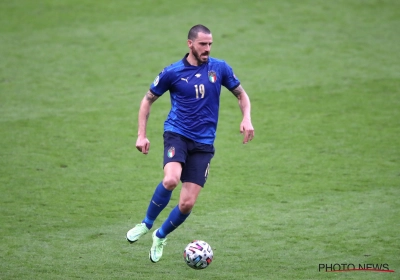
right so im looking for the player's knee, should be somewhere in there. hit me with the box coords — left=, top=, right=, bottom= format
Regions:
left=162, top=176, right=179, bottom=190
left=179, top=200, right=195, bottom=213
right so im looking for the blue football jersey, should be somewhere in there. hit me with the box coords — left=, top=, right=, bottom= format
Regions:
left=149, top=54, right=240, bottom=144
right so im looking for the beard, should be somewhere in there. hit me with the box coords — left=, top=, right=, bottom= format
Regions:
left=192, top=47, right=209, bottom=65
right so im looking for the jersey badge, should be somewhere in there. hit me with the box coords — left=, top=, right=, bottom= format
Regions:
left=195, top=74, right=201, bottom=78
left=167, top=147, right=175, bottom=158
left=208, top=71, right=217, bottom=83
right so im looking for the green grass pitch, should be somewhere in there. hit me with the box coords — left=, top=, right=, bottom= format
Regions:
left=1, top=0, right=399, bottom=279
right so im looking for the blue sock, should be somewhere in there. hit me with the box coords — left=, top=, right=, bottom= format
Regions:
left=142, top=182, right=172, bottom=229
left=156, top=205, right=190, bottom=238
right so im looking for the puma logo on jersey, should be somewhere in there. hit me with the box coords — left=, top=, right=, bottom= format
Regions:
left=181, top=77, right=189, bottom=83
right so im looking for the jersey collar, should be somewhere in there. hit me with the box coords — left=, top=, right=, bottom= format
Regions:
left=182, top=53, right=209, bottom=67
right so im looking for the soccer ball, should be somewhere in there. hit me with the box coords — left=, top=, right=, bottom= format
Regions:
left=183, top=240, right=213, bottom=269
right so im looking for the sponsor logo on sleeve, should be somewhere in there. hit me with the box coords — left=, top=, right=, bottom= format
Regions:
left=153, top=75, right=160, bottom=86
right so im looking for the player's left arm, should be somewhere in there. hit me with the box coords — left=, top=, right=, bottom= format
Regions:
left=231, top=85, right=255, bottom=144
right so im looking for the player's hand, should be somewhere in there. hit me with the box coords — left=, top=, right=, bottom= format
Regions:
left=240, top=119, right=254, bottom=144
left=136, top=136, right=150, bottom=154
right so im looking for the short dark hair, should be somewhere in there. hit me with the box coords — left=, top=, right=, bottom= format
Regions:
left=188, top=24, right=211, bottom=40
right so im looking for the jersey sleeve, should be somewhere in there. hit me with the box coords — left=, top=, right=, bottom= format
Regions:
left=149, top=68, right=173, bottom=96
left=221, top=61, right=240, bottom=91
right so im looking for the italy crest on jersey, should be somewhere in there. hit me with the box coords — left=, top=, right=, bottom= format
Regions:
left=208, top=71, right=217, bottom=83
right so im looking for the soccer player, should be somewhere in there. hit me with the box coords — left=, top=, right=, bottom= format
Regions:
left=126, top=24, right=254, bottom=263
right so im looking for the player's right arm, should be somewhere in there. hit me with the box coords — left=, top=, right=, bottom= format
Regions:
left=136, top=90, right=159, bottom=154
